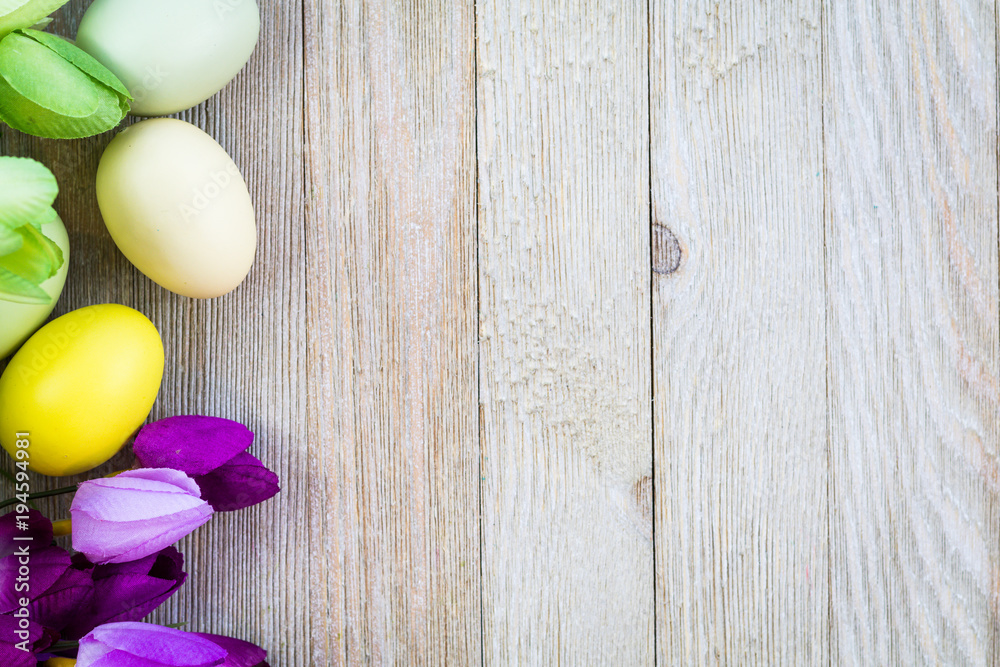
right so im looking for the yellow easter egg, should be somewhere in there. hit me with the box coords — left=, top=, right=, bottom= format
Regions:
left=0, top=304, right=164, bottom=476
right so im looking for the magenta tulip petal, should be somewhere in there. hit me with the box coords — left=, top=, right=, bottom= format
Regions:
left=0, top=644, right=39, bottom=667
left=83, top=651, right=184, bottom=667
left=0, top=614, right=54, bottom=667
left=63, top=547, right=187, bottom=640
left=78, top=622, right=227, bottom=667
left=0, top=545, right=70, bottom=613
left=194, top=632, right=269, bottom=667
left=130, top=415, right=279, bottom=511
left=194, top=452, right=280, bottom=512
left=72, top=469, right=213, bottom=565
left=0, top=645, right=36, bottom=667
left=134, top=416, right=254, bottom=476
left=0, top=509, right=53, bottom=557
left=28, top=563, right=95, bottom=631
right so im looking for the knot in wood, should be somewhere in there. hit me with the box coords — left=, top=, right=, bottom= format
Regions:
left=652, top=224, right=682, bottom=275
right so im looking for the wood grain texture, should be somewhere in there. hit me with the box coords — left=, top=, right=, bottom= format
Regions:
left=650, top=1, right=829, bottom=664
left=0, top=0, right=309, bottom=664
left=476, top=2, right=653, bottom=664
left=4, top=1, right=1000, bottom=664
left=825, top=0, right=1000, bottom=664
left=304, top=0, right=481, bottom=665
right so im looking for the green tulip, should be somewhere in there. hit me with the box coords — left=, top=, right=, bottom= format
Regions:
left=0, top=0, right=70, bottom=39
left=0, top=157, right=66, bottom=304
left=0, top=29, right=131, bottom=139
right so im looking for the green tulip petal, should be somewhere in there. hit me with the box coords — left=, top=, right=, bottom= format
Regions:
left=0, top=0, right=69, bottom=39
left=0, top=30, right=130, bottom=139
left=0, top=32, right=98, bottom=116
left=0, top=226, right=23, bottom=255
left=0, top=62, right=126, bottom=139
left=0, top=77, right=124, bottom=139
left=27, top=205, right=58, bottom=230
left=0, top=222, right=60, bottom=305
left=0, top=265, right=50, bottom=304
left=0, top=155, right=63, bottom=305
left=0, top=222, right=62, bottom=284
left=21, top=29, right=131, bottom=99
left=0, top=156, right=57, bottom=229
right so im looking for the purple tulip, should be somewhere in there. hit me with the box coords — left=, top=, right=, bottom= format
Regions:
left=0, top=545, right=91, bottom=620
left=24, top=551, right=94, bottom=631
left=77, top=622, right=228, bottom=666
left=62, top=546, right=187, bottom=640
left=0, top=509, right=53, bottom=557
left=0, top=614, right=55, bottom=667
left=0, top=544, right=66, bottom=613
left=71, top=469, right=213, bottom=565
left=193, top=632, right=270, bottom=667
left=133, top=416, right=280, bottom=512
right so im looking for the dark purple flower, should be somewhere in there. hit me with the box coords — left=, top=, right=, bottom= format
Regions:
left=193, top=632, right=269, bottom=667
left=24, top=552, right=94, bottom=631
left=62, top=546, right=187, bottom=640
left=133, top=416, right=280, bottom=512
left=192, top=451, right=280, bottom=512
left=0, top=507, right=93, bottom=635
left=77, top=622, right=227, bottom=666
left=0, top=614, right=55, bottom=667
left=0, top=545, right=83, bottom=616
left=71, top=469, right=213, bottom=565
left=0, top=509, right=53, bottom=557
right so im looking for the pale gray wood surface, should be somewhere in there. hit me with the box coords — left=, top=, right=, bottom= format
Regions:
left=304, top=0, right=481, bottom=664
left=476, top=1, right=653, bottom=664
left=650, top=1, right=828, bottom=664
left=0, top=0, right=998, bottom=665
left=825, top=0, right=1000, bottom=664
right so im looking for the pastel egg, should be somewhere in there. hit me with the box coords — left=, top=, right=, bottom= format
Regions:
left=96, top=118, right=257, bottom=299
left=0, top=304, right=164, bottom=477
left=75, top=0, right=260, bottom=116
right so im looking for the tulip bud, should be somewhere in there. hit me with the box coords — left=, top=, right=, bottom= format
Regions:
left=193, top=632, right=270, bottom=667
left=71, top=468, right=212, bottom=564
left=0, top=157, right=65, bottom=305
left=62, top=546, right=187, bottom=639
left=0, top=545, right=85, bottom=617
left=0, top=29, right=131, bottom=139
left=134, top=416, right=280, bottom=512
left=77, top=622, right=227, bottom=667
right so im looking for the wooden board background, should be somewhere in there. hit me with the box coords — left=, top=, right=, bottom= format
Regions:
left=1, top=0, right=998, bottom=664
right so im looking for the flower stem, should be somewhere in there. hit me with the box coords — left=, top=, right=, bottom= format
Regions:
left=52, top=518, right=72, bottom=537
left=0, top=484, right=78, bottom=511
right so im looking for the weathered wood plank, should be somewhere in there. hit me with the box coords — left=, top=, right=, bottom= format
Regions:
left=476, top=2, right=653, bottom=664
left=0, top=1, right=310, bottom=664
left=650, top=1, right=828, bottom=663
left=304, top=0, right=481, bottom=664
left=825, top=0, right=1000, bottom=663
